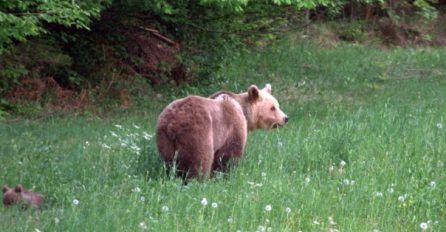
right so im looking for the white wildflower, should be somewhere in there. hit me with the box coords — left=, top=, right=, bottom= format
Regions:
left=398, top=196, right=404, bottom=202
left=388, top=188, right=394, bottom=193
left=328, top=216, right=337, bottom=225
left=201, top=198, right=208, bottom=206
left=420, top=222, right=428, bottom=230
left=55, top=218, right=60, bottom=224
left=134, top=187, right=141, bottom=193
left=340, top=160, right=346, bottom=166
left=373, top=192, right=383, bottom=197
left=350, top=180, right=355, bottom=185
left=140, top=196, right=145, bottom=202
left=212, top=202, right=218, bottom=208
left=261, top=172, right=267, bottom=177
left=139, top=222, right=147, bottom=229
left=286, top=207, right=291, bottom=213
left=73, top=199, right=79, bottom=205
left=228, top=217, right=233, bottom=223
left=305, top=177, right=310, bottom=183
left=131, top=144, right=141, bottom=152
left=121, top=142, right=127, bottom=147
left=430, top=181, right=436, bottom=187
left=143, top=132, right=152, bottom=140
left=265, top=205, right=272, bottom=211
left=267, top=227, right=272, bottom=232
left=161, top=206, right=169, bottom=212
left=343, top=179, right=349, bottom=185
left=437, top=123, right=443, bottom=129
left=258, top=226, right=265, bottom=231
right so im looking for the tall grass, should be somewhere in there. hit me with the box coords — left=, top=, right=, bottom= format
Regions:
left=1, top=41, right=445, bottom=231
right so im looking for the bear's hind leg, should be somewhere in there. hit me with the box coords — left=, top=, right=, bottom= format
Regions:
left=176, top=141, right=214, bottom=180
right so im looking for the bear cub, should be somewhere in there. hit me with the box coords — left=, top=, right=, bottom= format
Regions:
left=3, top=184, right=45, bottom=210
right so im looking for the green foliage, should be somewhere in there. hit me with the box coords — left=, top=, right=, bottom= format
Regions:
left=0, top=100, right=9, bottom=122
left=0, top=38, right=72, bottom=95
left=0, top=0, right=111, bottom=55
left=335, top=21, right=368, bottom=42
left=414, top=0, right=438, bottom=21
left=103, top=0, right=349, bottom=84
left=0, top=58, right=28, bottom=80
left=0, top=0, right=113, bottom=110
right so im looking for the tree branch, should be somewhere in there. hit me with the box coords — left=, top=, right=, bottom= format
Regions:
left=139, top=27, right=179, bottom=49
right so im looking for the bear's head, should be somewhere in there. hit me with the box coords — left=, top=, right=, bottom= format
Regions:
left=247, top=84, right=289, bottom=131
left=3, top=184, right=25, bottom=208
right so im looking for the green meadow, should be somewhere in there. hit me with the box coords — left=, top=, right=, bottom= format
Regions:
left=1, top=41, right=445, bottom=231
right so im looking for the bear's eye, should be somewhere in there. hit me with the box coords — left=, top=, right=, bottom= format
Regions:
left=271, top=106, right=276, bottom=111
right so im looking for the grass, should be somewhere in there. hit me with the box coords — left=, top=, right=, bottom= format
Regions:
left=1, top=40, right=446, bottom=231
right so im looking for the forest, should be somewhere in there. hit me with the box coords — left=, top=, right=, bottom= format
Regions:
left=0, top=0, right=445, bottom=117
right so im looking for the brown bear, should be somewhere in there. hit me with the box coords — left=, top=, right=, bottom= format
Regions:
left=2, top=184, right=45, bottom=210
left=156, top=84, right=288, bottom=179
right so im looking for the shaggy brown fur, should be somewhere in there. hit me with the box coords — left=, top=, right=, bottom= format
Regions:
left=2, top=184, right=44, bottom=210
left=156, top=84, right=289, bottom=179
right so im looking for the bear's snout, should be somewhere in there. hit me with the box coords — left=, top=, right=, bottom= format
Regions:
left=284, top=116, right=289, bottom=124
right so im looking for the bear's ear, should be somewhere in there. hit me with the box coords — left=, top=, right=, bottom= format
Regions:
left=14, top=184, right=23, bottom=193
left=263, top=84, right=272, bottom=93
left=248, top=85, right=262, bottom=102
left=3, top=185, right=10, bottom=193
